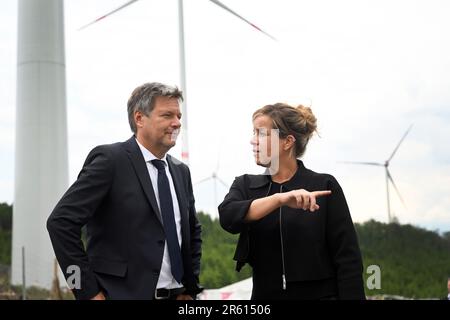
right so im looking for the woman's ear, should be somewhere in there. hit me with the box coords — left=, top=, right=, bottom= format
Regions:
left=284, top=135, right=296, bottom=151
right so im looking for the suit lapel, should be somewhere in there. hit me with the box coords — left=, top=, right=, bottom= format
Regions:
left=124, top=137, right=163, bottom=226
left=167, top=155, right=189, bottom=237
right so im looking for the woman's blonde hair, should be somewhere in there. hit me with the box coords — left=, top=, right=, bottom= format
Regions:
left=252, top=103, right=317, bottom=158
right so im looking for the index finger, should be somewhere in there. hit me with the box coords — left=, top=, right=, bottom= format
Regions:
left=311, top=190, right=332, bottom=197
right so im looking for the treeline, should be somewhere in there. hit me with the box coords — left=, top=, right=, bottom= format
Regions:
left=355, top=220, right=450, bottom=298
left=0, top=203, right=449, bottom=298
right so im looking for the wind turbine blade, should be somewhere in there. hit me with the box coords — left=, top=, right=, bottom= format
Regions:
left=216, top=176, right=229, bottom=189
left=338, top=161, right=384, bottom=166
left=386, top=169, right=406, bottom=207
left=208, top=0, right=277, bottom=41
left=194, top=176, right=213, bottom=186
left=78, top=0, right=141, bottom=31
left=214, top=159, right=220, bottom=175
left=388, top=124, right=413, bottom=162
left=215, top=146, right=222, bottom=174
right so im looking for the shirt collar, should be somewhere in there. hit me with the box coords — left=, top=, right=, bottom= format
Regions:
left=279, top=160, right=308, bottom=191
left=135, top=138, right=168, bottom=166
left=249, top=160, right=309, bottom=190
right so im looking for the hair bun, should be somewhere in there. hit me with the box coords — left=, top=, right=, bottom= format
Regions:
left=296, top=104, right=317, bottom=137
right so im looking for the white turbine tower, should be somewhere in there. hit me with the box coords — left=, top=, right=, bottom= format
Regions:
left=78, top=0, right=276, bottom=165
left=12, top=0, right=68, bottom=289
left=340, top=125, right=413, bottom=223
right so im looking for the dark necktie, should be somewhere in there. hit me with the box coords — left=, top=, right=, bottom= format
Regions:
left=151, top=159, right=184, bottom=283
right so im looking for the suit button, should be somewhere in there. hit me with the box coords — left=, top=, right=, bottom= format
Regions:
left=157, top=240, right=164, bottom=247
left=153, top=269, right=160, bottom=276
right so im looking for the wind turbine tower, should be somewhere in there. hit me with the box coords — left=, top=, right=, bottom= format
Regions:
left=12, top=0, right=68, bottom=288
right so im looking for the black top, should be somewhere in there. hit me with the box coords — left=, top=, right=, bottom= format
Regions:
left=248, top=181, right=282, bottom=273
left=218, top=160, right=365, bottom=299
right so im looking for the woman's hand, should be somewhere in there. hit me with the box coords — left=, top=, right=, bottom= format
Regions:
left=246, top=189, right=332, bottom=221
left=279, top=189, right=332, bottom=212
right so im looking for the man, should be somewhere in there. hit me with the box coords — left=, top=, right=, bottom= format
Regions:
left=47, top=82, right=202, bottom=300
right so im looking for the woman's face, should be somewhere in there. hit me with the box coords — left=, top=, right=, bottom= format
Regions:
left=251, top=115, right=280, bottom=167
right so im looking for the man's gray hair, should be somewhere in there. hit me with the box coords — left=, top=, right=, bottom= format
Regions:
left=127, top=82, right=183, bottom=133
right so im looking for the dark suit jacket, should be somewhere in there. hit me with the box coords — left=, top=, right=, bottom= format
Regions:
left=218, top=160, right=365, bottom=299
left=47, top=136, right=202, bottom=300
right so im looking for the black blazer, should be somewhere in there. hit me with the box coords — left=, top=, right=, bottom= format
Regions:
left=47, top=136, right=202, bottom=300
left=218, top=160, right=365, bottom=299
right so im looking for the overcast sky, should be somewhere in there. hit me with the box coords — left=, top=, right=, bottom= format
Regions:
left=1, top=0, right=449, bottom=232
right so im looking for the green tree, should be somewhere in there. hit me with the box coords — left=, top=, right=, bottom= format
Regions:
left=0, top=202, right=12, bottom=231
left=197, top=212, right=251, bottom=289
left=0, top=203, right=12, bottom=265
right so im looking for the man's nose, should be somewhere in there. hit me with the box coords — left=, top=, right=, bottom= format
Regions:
left=173, top=117, right=181, bottom=128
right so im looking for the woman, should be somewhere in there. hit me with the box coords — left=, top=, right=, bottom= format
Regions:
left=218, top=103, right=365, bottom=300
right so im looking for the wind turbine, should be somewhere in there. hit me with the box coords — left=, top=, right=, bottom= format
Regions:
left=194, top=150, right=229, bottom=217
left=79, top=0, right=276, bottom=165
left=13, top=0, right=68, bottom=289
left=340, top=125, right=413, bottom=223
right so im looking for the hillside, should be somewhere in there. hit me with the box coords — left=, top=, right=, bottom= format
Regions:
left=355, top=220, right=450, bottom=298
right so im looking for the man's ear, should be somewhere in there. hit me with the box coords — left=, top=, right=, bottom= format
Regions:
left=134, top=111, right=144, bottom=129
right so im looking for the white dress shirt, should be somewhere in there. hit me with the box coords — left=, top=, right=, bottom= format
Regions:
left=135, top=139, right=183, bottom=289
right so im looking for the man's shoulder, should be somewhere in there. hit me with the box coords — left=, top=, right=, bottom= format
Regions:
left=92, top=141, right=122, bottom=151
left=167, top=154, right=189, bottom=171
left=87, top=142, right=123, bottom=157
left=90, top=137, right=134, bottom=153
left=85, top=138, right=135, bottom=163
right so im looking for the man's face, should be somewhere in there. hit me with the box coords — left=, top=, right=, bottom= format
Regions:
left=447, top=279, right=450, bottom=292
left=136, top=96, right=181, bottom=157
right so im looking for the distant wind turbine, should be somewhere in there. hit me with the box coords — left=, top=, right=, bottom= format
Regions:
left=340, top=125, right=413, bottom=223
left=79, top=0, right=276, bottom=165
left=194, top=150, right=228, bottom=216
